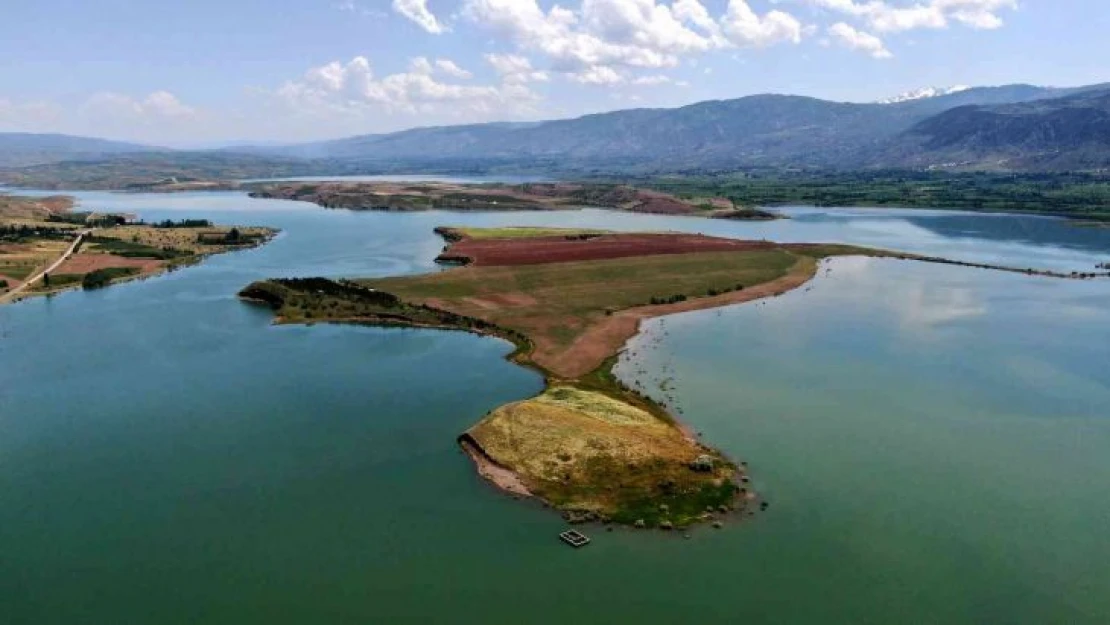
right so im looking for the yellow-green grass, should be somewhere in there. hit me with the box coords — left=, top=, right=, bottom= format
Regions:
left=468, top=386, right=737, bottom=526
left=92, top=225, right=273, bottom=255
left=363, top=248, right=798, bottom=371
left=0, top=239, right=70, bottom=278
left=242, top=235, right=887, bottom=526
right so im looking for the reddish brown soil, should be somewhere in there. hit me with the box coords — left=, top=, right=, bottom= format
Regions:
left=0, top=273, right=20, bottom=287
left=37, top=196, right=74, bottom=214
left=441, top=233, right=777, bottom=266
left=57, top=254, right=163, bottom=275
left=629, top=190, right=699, bottom=214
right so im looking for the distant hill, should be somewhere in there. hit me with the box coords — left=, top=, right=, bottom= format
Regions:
left=0, top=151, right=317, bottom=190
left=257, top=84, right=1101, bottom=170
left=883, top=88, right=1110, bottom=170
left=0, top=133, right=159, bottom=167
left=5, top=82, right=1110, bottom=185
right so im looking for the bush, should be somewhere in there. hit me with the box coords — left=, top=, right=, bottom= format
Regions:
left=82, top=267, right=139, bottom=290
left=154, top=218, right=212, bottom=229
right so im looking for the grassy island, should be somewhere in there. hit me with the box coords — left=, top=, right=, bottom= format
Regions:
left=239, top=227, right=900, bottom=528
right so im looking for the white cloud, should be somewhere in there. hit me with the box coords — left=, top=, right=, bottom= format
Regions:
left=571, top=65, right=626, bottom=85
left=409, top=56, right=435, bottom=75
left=410, top=56, right=474, bottom=79
left=580, top=0, right=717, bottom=55
left=484, top=53, right=550, bottom=83
left=435, top=58, right=473, bottom=79
left=808, top=0, right=1016, bottom=33
left=828, top=22, right=892, bottom=58
left=81, top=91, right=197, bottom=120
left=673, top=0, right=728, bottom=45
left=276, top=55, right=540, bottom=121
left=463, top=0, right=803, bottom=84
left=392, top=0, right=446, bottom=34
left=630, top=74, right=674, bottom=85
left=334, top=0, right=388, bottom=17
left=721, top=0, right=803, bottom=47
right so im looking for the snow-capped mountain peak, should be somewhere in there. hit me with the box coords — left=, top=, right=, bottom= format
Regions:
left=878, top=85, right=972, bottom=104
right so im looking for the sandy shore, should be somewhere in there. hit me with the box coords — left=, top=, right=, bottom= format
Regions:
left=459, top=437, right=532, bottom=497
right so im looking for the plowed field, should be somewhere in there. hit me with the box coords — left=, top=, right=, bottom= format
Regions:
left=440, top=233, right=777, bottom=266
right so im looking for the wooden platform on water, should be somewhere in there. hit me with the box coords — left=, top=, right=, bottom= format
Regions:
left=559, top=530, right=590, bottom=548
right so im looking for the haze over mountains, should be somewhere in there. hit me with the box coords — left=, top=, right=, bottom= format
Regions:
left=3, top=82, right=1110, bottom=178
left=0, top=134, right=159, bottom=168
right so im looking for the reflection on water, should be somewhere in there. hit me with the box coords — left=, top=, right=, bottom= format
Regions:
left=2, top=191, right=1110, bottom=624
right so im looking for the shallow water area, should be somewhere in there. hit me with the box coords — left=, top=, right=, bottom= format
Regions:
left=2, top=189, right=1109, bottom=624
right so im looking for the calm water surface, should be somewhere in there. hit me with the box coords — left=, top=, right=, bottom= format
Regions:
left=2, top=191, right=1109, bottom=624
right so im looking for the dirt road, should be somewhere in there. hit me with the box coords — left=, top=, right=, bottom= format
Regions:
left=0, top=230, right=90, bottom=304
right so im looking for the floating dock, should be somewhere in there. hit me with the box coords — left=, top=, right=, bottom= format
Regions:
left=559, top=530, right=590, bottom=548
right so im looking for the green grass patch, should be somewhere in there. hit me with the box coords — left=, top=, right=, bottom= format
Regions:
left=0, top=264, right=38, bottom=281
left=82, top=267, right=140, bottom=290
left=87, top=236, right=188, bottom=260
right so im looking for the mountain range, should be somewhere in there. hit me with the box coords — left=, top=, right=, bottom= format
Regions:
left=3, top=83, right=1110, bottom=179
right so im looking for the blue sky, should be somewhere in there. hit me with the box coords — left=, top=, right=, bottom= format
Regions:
left=1, top=0, right=1105, bottom=145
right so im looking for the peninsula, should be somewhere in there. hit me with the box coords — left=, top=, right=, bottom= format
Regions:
left=239, top=225, right=1108, bottom=528
left=239, top=227, right=898, bottom=528
left=0, top=193, right=276, bottom=303
left=248, top=181, right=783, bottom=220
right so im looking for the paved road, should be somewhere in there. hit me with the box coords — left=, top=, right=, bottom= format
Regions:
left=0, top=230, right=90, bottom=304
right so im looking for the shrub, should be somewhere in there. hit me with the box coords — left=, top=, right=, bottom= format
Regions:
left=82, top=267, right=139, bottom=290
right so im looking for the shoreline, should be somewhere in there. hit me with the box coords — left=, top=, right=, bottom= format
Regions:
left=238, top=229, right=1104, bottom=527
left=4, top=230, right=280, bottom=306
left=446, top=266, right=820, bottom=514
left=243, top=255, right=819, bottom=523
left=459, top=436, right=533, bottom=498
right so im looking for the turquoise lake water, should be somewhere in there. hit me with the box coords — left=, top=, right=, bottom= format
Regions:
left=2, top=192, right=1109, bottom=623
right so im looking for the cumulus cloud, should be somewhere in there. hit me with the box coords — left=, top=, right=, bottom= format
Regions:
left=275, top=55, right=539, bottom=121
left=463, top=0, right=802, bottom=84
left=392, top=0, right=446, bottom=34
left=570, top=65, right=626, bottom=85
left=721, top=0, right=803, bottom=47
left=828, top=22, right=892, bottom=58
left=809, top=0, right=1016, bottom=33
left=81, top=90, right=197, bottom=120
left=484, top=53, right=550, bottom=83
left=630, top=74, right=674, bottom=85
left=435, top=58, right=473, bottom=79
left=409, top=56, right=474, bottom=79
